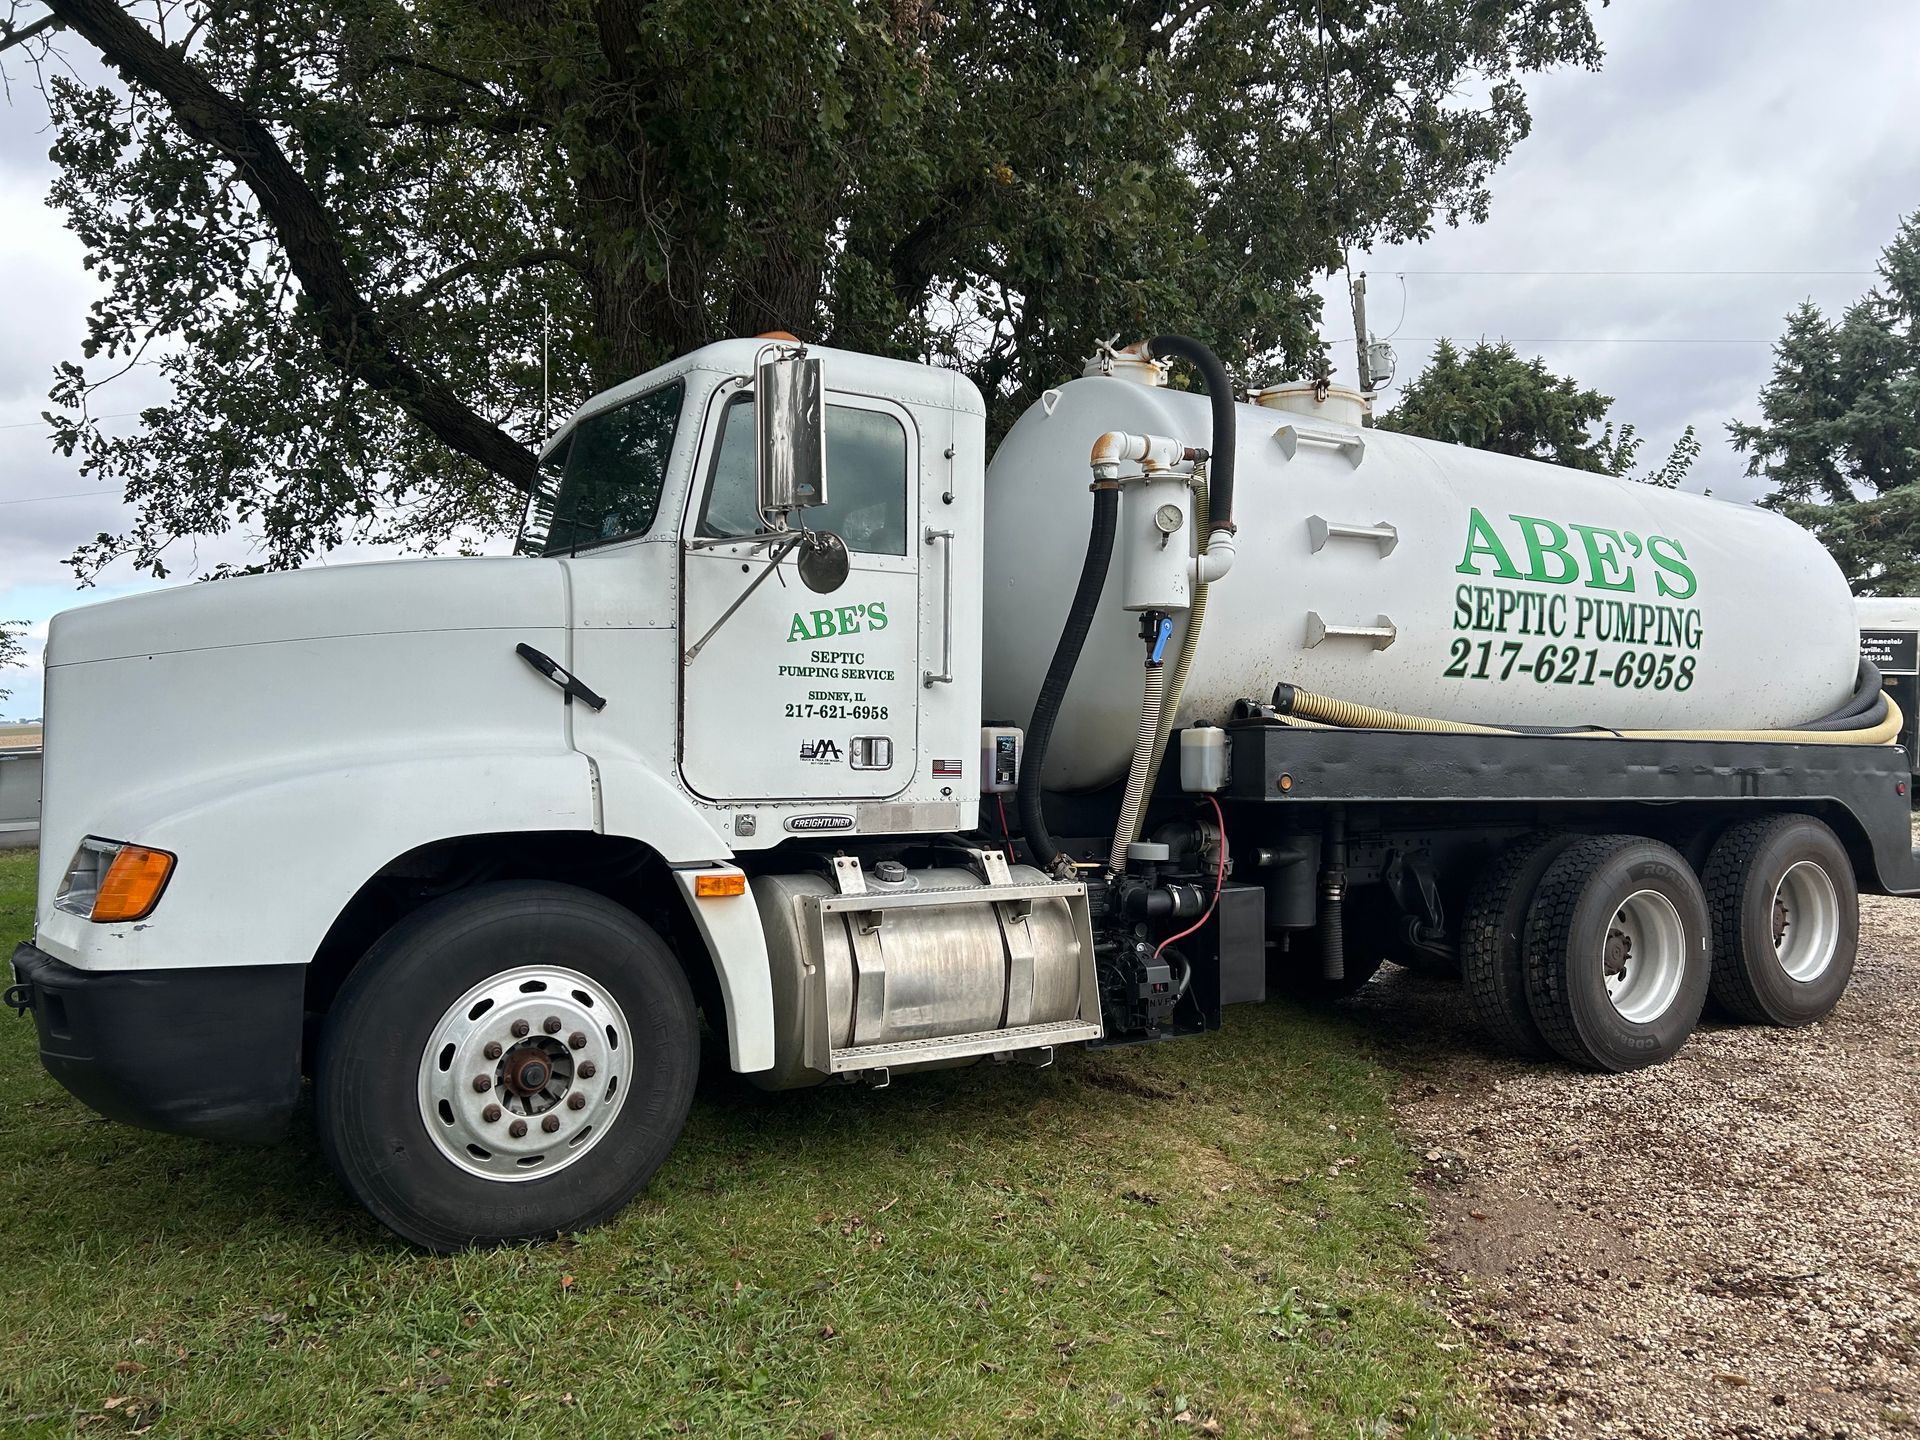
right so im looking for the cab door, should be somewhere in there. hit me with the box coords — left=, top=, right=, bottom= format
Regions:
left=678, top=381, right=922, bottom=802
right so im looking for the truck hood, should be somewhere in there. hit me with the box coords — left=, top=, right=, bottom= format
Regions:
left=47, top=557, right=568, bottom=667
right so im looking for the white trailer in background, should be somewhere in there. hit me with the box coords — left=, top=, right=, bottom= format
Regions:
left=0, top=736, right=40, bottom=850
left=10, top=336, right=1914, bottom=1250
left=1856, top=598, right=1920, bottom=787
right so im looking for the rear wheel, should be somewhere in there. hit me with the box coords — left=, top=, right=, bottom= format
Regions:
left=1461, top=832, right=1577, bottom=1056
left=1701, top=815, right=1857, bottom=1026
left=317, top=881, right=698, bottom=1251
left=1524, top=835, right=1710, bottom=1072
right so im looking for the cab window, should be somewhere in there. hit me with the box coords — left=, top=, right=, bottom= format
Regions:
left=697, top=395, right=908, bottom=555
left=534, top=380, right=685, bottom=555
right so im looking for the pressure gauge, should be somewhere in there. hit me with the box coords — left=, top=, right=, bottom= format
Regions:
left=1154, top=503, right=1184, bottom=535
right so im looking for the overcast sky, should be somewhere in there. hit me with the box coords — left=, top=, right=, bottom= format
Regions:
left=3, top=1, right=1919, bottom=720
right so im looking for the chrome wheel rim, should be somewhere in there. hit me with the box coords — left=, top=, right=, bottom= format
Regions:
left=1602, top=888, right=1688, bottom=1024
left=1773, top=859, right=1841, bottom=982
left=417, top=965, right=629, bottom=1182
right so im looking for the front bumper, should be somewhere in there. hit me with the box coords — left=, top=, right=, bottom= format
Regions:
left=9, top=942, right=303, bottom=1144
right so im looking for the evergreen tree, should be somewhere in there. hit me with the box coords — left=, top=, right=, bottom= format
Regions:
left=1730, top=211, right=1920, bottom=593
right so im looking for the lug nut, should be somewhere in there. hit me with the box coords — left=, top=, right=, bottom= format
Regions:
left=542, top=1114, right=561, bottom=1133
left=510, top=1019, right=530, bottom=1038
left=508, top=1119, right=528, bottom=1138
left=577, top=1061, right=596, bottom=1079
left=472, top=1074, right=492, bottom=1093
left=568, top=1031, right=587, bottom=1050
left=543, top=1016, right=562, bottom=1034
left=482, top=1104, right=501, bottom=1123
left=567, top=1093, right=586, bottom=1111
left=483, top=1041, right=502, bottom=1060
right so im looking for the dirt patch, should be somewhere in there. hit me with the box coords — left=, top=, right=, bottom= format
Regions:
left=1358, top=890, right=1920, bottom=1440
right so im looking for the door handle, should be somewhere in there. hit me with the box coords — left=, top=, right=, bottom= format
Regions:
left=924, top=526, right=955, bottom=687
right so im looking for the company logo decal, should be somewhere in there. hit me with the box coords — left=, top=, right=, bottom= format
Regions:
left=785, top=814, right=855, bottom=833
left=787, top=601, right=889, bottom=642
left=800, top=738, right=843, bottom=763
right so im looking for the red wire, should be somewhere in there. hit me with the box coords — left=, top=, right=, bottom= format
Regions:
left=1153, top=792, right=1227, bottom=960
left=994, top=791, right=1017, bottom=866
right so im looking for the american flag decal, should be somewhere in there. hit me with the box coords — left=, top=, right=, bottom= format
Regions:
left=932, top=758, right=963, bottom=777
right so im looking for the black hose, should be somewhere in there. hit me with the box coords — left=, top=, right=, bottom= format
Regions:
left=1807, top=659, right=1884, bottom=724
left=1018, top=487, right=1120, bottom=872
left=1147, top=335, right=1237, bottom=533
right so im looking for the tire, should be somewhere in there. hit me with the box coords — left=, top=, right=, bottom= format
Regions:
left=1523, top=835, right=1710, bottom=1072
left=1701, top=815, right=1857, bottom=1027
left=1461, top=832, right=1578, bottom=1056
left=317, top=880, right=699, bottom=1251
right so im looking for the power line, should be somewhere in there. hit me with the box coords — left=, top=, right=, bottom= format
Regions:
left=1382, top=269, right=1875, bottom=277
left=0, top=410, right=141, bottom=431
left=1331, top=336, right=1777, bottom=346
left=0, top=487, right=117, bottom=507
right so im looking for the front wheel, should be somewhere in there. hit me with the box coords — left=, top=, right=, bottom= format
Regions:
left=317, top=881, right=699, bottom=1251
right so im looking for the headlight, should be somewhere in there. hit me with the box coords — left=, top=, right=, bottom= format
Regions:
left=55, top=837, right=177, bottom=923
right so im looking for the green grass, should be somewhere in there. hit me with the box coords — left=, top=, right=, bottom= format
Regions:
left=0, top=849, right=1474, bottom=1438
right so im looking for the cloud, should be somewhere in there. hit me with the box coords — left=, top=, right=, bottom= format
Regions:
left=1318, top=0, right=1920, bottom=506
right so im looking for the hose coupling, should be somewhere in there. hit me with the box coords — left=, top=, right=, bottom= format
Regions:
left=1091, top=430, right=1190, bottom=479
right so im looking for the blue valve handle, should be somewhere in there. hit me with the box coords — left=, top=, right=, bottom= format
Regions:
left=1148, top=615, right=1174, bottom=665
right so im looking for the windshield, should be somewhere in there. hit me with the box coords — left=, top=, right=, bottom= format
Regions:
left=530, top=380, right=686, bottom=555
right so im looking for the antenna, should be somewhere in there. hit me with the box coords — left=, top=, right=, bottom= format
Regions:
left=541, top=299, right=551, bottom=434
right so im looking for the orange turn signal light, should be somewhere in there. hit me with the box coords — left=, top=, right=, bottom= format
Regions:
left=694, top=872, right=746, bottom=899
left=92, top=844, right=176, bottom=922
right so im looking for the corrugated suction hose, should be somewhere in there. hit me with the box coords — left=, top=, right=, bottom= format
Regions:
left=1111, top=660, right=1169, bottom=873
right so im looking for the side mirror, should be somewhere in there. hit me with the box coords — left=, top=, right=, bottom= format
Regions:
left=755, top=350, right=827, bottom=524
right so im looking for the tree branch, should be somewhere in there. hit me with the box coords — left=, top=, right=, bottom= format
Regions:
left=0, top=10, right=62, bottom=51
left=45, top=0, right=539, bottom=490
left=393, top=246, right=591, bottom=312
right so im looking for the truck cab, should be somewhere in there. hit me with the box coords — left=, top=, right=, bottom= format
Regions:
left=12, top=340, right=1062, bottom=1250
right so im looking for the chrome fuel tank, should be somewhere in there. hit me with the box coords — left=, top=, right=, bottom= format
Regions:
left=750, top=861, right=1098, bottom=1089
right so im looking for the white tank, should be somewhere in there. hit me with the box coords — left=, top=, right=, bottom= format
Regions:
left=982, top=377, right=1860, bottom=791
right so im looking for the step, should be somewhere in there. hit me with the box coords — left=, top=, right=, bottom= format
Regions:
left=827, top=1018, right=1103, bottom=1075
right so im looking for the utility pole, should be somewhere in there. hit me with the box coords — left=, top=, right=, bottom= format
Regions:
left=1349, top=270, right=1372, bottom=394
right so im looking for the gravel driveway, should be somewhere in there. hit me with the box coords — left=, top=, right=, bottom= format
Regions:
left=1355, top=890, right=1920, bottom=1439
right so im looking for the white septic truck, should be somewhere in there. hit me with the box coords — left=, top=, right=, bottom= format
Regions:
left=11, top=336, right=1914, bottom=1250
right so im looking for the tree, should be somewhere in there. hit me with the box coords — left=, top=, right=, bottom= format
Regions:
left=0, top=621, right=24, bottom=703
left=1378, top=337, right=1698, bottom=485
left=1729, top=211, right=1920, bottom=594
left=2, top=0, right=1604, bottom=578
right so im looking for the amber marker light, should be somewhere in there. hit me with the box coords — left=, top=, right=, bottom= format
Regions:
left=90, top=844, right=177, bottom=923
left=694, top=872, right=747, bottom=899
